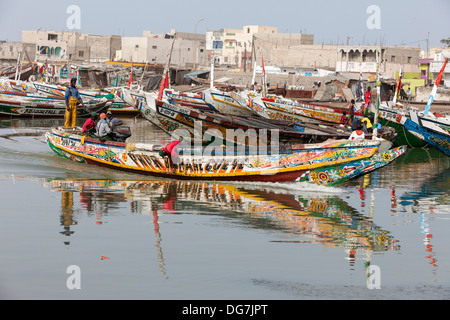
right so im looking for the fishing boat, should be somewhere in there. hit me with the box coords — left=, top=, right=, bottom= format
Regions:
left=164, top=89, right=213, bottom=111
left=0, top=63, right=36, bottom=81
left=296, top=145, right=406, bottom=186
left=0, top=92, right=113, bottom=117
left=202, top=88, right=254, bottom=116
left=45, top=126, right=397, bottom=183
left=397, top=110, right=450, bottom=156
left=249, top=95, right=349, bottom=124
left=393, top=58, right=450, bottom=156
left=140, top=91, right=365, bottom=146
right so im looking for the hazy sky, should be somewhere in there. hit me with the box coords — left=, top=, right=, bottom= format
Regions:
left=1, top=0, right=449, bottom=49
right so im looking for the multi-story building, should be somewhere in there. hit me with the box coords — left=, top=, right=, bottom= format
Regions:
left=21, top=30, right=121, bottom=63
left=206, top=25, right=315, bottom=70
left=0, top=41, right=36, bottom=64
left=119, top=30, right=209, bottom=68
left=430, top=48, right=450, bottom=87
left=336, top=45, right=421, bottom=78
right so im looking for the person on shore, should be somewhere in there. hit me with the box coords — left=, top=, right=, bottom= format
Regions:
left=82, top=112, right=98, bottom=137
left=106, top=111, right=123, bottom=127
left=96, top=113, right=113, bottom=141
left=406, top=87, right=412, bottom=100
left=340, top=112, right=348, bottom=125
left=64, top=78, right=85, bottom=128
left=349, top=123, right=365, bottom=140
left=400, top=87, right=407, bottom=100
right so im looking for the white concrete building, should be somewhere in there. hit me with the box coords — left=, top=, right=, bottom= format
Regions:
left=119, top=31, right=208, bottom=68
left=430, top=49, right=450, bottom=87
left=21, top=30, right=121, bottom=63
left=336, top=45, right=421, bottom=78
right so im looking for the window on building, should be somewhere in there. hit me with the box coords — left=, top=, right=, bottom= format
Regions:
left=391, top=55, right=396, bottom=62
left=48, top=34, right=58, bottom=41
left=135, top=45, right=139, bottom=50
left=247, top=28, right=250, bottom=33
left=224, top=57, right=228, bottom=62
left=200, top=49, right=204, bottom=52
left=79, top=51, right=84, bottom=57
left=213, top=41, right=223, bottom=49
left=152, top=45, right=157, bottom=49
left=407, top=56, right=412, bottom=63
left=421, top=69, right=427, bottom=76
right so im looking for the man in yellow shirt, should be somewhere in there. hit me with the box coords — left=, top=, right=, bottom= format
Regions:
left=361, top=116, right=373, bottom=133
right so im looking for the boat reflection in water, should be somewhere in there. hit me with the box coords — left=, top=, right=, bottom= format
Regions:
left=45, top=179, right=399, bottom=274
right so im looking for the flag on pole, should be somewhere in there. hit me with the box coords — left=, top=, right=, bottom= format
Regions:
left=128, top=61, right=133, bottom=88
left=424, top=58, right=448, bottom=115
left=40, top=59, right=48, bottom=74
left=393, top=68, right=402, bottom=104
left=261, top=51, right=267, bottom=97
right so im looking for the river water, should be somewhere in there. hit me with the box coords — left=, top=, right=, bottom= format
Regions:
left=0, top=116, right=449, bottom=300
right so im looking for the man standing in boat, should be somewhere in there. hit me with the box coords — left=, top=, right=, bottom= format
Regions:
left=364, top=87, right=372, bottom=116
left=64, top=77, right=85, bottom=128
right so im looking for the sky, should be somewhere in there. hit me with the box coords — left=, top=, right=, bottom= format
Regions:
left=0, top=0, right=449, bottom=50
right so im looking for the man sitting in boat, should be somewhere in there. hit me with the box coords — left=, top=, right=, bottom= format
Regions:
left=82, top=112, right=98, bottom=137
left=159, top=140, right=181, bottom=168
left=349, top=123, right=365, bottom=140
left=96, top=113, right=114, bottom=141
left=106, top=111, right=123, bottom=127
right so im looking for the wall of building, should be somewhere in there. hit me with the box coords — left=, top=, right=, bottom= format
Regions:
left=0, top=42, right=36, bottom=64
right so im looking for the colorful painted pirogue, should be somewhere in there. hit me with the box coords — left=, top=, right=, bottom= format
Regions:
left=296, top=145, right=406, bottom=186
left=388, top=58, right=450, bottom=155
left=45, top=126, right=403, bottom=183
left=140, top=92, right=359, bottom=146
left=0, top=91, right=112, bottom=117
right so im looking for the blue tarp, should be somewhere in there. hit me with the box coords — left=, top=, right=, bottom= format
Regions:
left=184, top=70, right=210, bottom=79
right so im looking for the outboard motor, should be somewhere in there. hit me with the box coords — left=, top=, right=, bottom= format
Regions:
left=112, top=126, right=132, bottom=142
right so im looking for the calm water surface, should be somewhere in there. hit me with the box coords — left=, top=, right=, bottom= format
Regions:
left=0, top=116, right=449, bottom=300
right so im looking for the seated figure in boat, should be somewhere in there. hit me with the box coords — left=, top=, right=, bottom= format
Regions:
left=349, top=123, right=365, bottom=140
left=106, top=111, right=123, bottom=127
left=82, top=112, right=98, bottom=138
left=96, top=113, right=115, bottom=141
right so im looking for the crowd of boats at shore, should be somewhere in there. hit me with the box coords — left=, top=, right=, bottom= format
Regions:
left=0, top=57, right=449, bottom=185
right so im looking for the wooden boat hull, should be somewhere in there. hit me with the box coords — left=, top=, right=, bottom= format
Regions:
left=202, top=89, right=254, bottom=116
left=397, top=112, right=450, bottom=157
left=297, top=146, right=406, bottom=186
left=45, top=127, right=389, bottom=183
left=0, top=95, right=112, bottom=117
left=164, top=90, right=213, bottom=111
left=140, top=93, right=355, bottom=146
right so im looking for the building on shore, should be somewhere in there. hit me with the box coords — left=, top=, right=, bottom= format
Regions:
left=0, top=41, right=36, bottom=64
left=336, top=45, right=421, bottom=79
left=118, top=30, right=209, bottom=68
left=21, top=30, right=121, bottom=64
